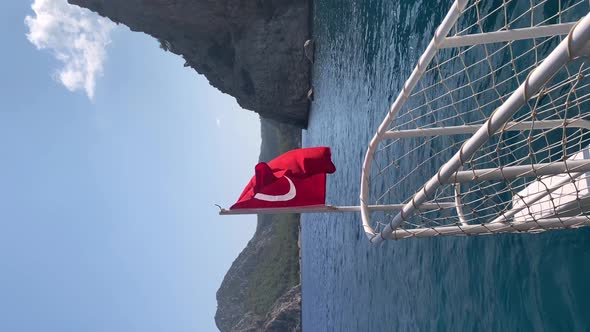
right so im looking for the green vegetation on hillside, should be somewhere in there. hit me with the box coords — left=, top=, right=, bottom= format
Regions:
left=215, top=117, right=303, bottom=330
left=244, top=118, right=302, bottom=315
left=246, top=214, right=300, bottom=314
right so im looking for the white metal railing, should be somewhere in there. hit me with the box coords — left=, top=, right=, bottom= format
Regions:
left=360, top=1, right=590, bottom=243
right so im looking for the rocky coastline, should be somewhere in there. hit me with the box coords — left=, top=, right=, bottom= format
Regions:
left=67, top=1, right=310, bottom=331
left=69, top=0, right=312, bottom=127
left=215, top=118, right=302, bottom=332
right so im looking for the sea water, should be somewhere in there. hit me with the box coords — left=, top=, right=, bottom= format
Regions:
left=302, top=0, right=590, bottom=330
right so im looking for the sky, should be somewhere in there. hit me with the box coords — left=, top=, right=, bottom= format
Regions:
left=0, top=1, right=261, bottom=331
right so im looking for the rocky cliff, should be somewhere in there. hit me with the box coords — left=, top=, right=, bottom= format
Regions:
left=215, top=118, right=302, bottom=332
left=64, top=2, right=307, bottom=329
left=216, top=215, right=301, bottom=332
left=68, top=0, right=312, bottom=127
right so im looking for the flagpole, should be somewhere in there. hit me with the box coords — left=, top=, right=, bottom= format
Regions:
left=218, top=203, right=455, bottom=215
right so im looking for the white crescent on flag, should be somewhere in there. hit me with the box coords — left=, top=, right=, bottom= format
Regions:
left=254, top=176, right=297, bottom=202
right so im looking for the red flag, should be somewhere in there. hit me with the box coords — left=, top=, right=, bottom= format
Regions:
left=230, top=147, right=336, bottom=209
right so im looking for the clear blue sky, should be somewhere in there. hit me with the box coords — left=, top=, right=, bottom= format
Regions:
left=0, top=1, right=260, bottom=331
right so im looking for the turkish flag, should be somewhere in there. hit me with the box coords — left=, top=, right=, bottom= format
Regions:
left=230, top=147, right=336, bottom=209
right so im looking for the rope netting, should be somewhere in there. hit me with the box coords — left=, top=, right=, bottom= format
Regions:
left=362, top=0, right=590, bottom=241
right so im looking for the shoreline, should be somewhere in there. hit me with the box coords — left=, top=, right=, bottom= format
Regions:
left=299, top=222, right=302, bottom=284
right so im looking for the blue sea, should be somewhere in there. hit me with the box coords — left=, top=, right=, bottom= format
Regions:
left=301, top=0, right=590, bottom=331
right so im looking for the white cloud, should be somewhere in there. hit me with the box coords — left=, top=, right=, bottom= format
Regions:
left=215, top=117, right=222, bottom=128
left=25, top=0, right=115, bottom=99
